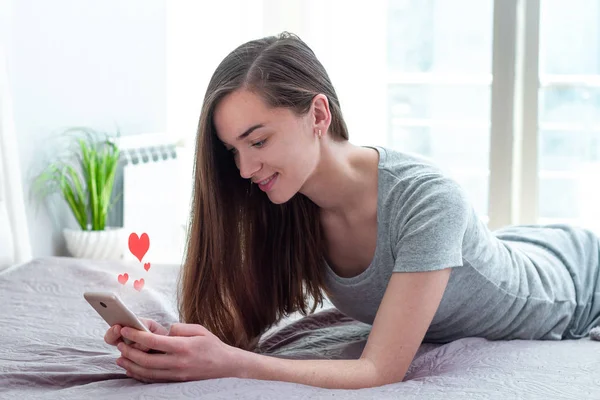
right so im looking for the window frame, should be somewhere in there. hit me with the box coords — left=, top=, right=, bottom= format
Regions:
left=487, top=0, right=541, bottom=229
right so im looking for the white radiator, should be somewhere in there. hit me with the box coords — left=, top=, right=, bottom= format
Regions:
left=115, top=133, right=193, bottom=265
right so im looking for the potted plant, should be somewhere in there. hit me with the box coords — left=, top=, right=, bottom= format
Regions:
left=32, top=127, right=125, bottom=260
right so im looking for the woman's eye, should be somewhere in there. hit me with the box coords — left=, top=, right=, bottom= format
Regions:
left=252, top=139, right=267, bottom=148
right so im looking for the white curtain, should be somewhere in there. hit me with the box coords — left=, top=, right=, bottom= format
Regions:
left=0, top=0, right=32, bottom=269
left=166, top=0, right=389, bottom=149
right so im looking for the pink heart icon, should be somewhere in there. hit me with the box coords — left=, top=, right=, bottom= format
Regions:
left=133, top=278, right=145, bottom=292
left=128, top=233, right=150, bottom=262
left=117, top=273, right=129, bottom=285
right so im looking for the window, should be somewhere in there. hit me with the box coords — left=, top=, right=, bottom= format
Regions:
left=166, top=0, right=600, bottom=235
left=386, top=0, right=493, bottom=218
left=538, top=0, right=600, bottom=232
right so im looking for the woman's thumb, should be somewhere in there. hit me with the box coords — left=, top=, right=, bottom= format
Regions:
left=168, top=323, right=206, bottom=337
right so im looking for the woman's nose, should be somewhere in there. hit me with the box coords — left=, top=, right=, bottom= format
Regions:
left=237, top=152, right=260, bottom=180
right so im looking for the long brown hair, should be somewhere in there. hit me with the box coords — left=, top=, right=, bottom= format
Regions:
left=177, top=32, right=349, bottom=351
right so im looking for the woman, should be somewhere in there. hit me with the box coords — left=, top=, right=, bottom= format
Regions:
left=104, top=32, right=600, bottom=389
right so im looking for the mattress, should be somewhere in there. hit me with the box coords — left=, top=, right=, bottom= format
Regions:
left=1, top=256, right=599, bottom=399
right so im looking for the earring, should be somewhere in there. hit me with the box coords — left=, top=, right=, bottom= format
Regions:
left=318, top=129, right=322, bottom=138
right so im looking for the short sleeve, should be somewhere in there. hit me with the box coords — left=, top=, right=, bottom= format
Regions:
left=391, top=175, right=471, bottom=273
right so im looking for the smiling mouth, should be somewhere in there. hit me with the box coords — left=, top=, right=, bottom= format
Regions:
left=258, top=173, right=277, bottom=186
left=256, top=173, right=279, bottom=192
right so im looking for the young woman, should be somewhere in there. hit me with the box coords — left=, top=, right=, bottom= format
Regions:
left=104, top=32, right=600, bottom=389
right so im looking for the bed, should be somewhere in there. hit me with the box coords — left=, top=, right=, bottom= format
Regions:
left=1, top=256, right=599, bottom=400
left=1, top=85, right=598, bottom=397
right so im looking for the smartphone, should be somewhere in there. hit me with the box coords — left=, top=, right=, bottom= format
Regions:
left=83, top=291, right=151, bottom=346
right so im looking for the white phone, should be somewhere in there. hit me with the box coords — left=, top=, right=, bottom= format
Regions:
left=84, top=291, right=150, bottom=346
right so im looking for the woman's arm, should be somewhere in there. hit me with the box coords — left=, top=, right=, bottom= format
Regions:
left=237, top=353, right=380, bottom=389
left=235, top=268, right=453, bottom=389
left=116, top=268, right=451, bottom=388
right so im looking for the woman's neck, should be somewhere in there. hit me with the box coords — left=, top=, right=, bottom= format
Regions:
left=299, top=140, right=379, bottom=221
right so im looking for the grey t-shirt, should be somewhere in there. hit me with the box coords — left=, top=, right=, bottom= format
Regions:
left=323, top=146, right=600, bottom=342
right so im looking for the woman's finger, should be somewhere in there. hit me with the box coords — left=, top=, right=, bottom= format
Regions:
left=117, top=343, right=178, bottom=369
left=140, top=318, right=169, bottom=335
left=168, top=323, right=206, bottom=337
left=131, top=342, right=151, bottom=352
left=120, top=327, right=181, bottom=353
left=125, top=370, right=153, bottom=383
left=117, top=355, right=177, bottom=382
left=104, top=325, right=123, bottom=345
left=106, top=326, right=151, bottom=352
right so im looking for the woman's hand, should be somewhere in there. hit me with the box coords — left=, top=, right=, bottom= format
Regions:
left=104, top=318, right=168, bottom=353
left=114, top=323, right=241, bottom=383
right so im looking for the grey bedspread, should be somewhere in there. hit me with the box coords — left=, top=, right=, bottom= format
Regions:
left=1, top=256, right=599, bottom=399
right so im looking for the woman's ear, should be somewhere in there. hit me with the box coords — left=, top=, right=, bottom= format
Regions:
left=311, top=94, right=331, bottom=133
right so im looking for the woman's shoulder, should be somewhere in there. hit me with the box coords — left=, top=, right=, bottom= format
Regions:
left=372, top=146, right=474, bottom=224
left=372, top=146, right=464, bottom=196
left=371, top=146, right=449, bottom=179
left=369, top=148, right=475, bottom=272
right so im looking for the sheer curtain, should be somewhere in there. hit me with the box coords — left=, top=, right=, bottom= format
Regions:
left=166, top=0, right=389, bottom=149
left=0, top=0, right=32, bottom=269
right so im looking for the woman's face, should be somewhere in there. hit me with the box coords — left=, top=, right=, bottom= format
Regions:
left=213, top=89, right=321, bottom=204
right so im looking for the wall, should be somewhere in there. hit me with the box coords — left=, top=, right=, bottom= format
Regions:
left=4, top=0, right=166, bottom=257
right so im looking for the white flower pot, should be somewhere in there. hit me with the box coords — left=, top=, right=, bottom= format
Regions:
left=63, top=226, right=126, bottom=260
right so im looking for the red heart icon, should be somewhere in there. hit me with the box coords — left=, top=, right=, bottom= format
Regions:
left=133, top=278, right=145, bottom=292
left=144, top=262, right=151, bottom=272
left=128, top=233, right=150, bottom=262
left=118, top=273, right=129, bottom=285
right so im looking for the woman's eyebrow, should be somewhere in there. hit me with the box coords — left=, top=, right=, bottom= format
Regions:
left=236, top=123, right=265, bottom=141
